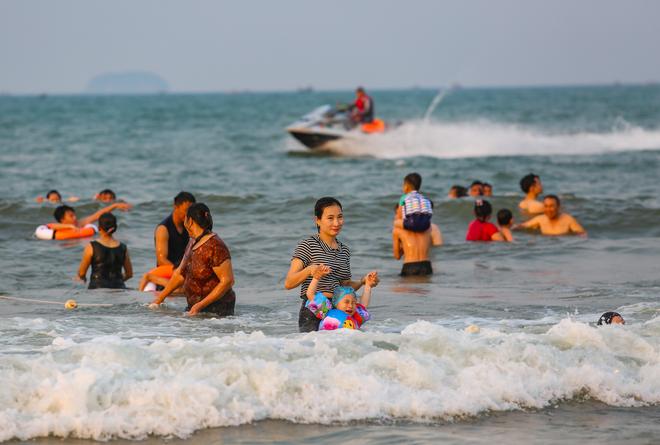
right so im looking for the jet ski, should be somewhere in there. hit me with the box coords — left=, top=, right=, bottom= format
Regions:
left=285, top=104, right=402, bottom=149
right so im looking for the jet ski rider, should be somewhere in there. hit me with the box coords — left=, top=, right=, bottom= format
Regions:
left=349, top=87, right=374, bottom=124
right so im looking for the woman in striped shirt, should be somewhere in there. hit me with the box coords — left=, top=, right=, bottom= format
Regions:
left=285, top=197, right=379, bottom=332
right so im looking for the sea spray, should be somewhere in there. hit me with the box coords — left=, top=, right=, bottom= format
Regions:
left=2, top=319, right=660, bottom=441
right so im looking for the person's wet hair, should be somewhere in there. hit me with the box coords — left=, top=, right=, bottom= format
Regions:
left=474, top=199, right=492, bottom=222
left=520, top=173, right=539, bottom=193
left=545, top=194, right=560, bottom=205
left=53, top=205, right=74, bottom=222
left=404, top=173, right=422, bottom=191
left=483, top=182, right=492, bottom=190
left=99, top=189, right=116, bottom=200
left=46, top=190, right=61, bottom=200
left=598, top=311, right=625, bottom=325
left=356, top=87, right=365, bottom=94
left=450, top=185, right=467, bottom=197
left=314, top=197, right=342, bottom=233
left=497, top=209, right=513, bottom=226
left=470, top=180, right=483, bottom=188
left=174, top=191, right=196, bottom=207
left=98, top=213, right=117, bottom=234
left=187, top=202, right=213, bottom=243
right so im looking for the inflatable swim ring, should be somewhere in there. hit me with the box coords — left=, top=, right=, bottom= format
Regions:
left=35, top=223, right=99, bottom=240
left=143, top=265, right=174, bottom=292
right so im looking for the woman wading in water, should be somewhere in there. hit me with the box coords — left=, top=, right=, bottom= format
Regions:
left=151, top=203, right=236, bottom=316
left=285, top=197, right=379, bottom=332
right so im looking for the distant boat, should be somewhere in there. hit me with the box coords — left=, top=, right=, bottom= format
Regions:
left=37, top=93, right=48, bottom=99
left=297, top=85, right=314, bottom=93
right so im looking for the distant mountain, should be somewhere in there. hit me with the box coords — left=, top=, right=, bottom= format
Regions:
left=85, top=72, right=169, bottom=95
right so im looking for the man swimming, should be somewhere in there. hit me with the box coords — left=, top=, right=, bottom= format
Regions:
left=50, top=202, right=132, bottom=231
left=512, top=195, right=585, bottom=236
left=392, top=205, right=442, bottom=276
left=518, top=173, right=545, bottom=213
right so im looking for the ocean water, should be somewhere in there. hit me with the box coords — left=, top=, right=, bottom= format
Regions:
left=1, top=86, right=660, bottom=444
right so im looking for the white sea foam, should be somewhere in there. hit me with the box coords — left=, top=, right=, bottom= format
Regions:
left=316, top=120, right=660, bottom=159
left=2, top=319, right=660, bottom=441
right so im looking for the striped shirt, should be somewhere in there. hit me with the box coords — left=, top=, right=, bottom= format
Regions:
left=292, top=234, right=352, bottom=300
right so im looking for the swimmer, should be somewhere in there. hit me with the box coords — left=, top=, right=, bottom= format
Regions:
left=512, top=195, right=586, bottom=236
left=392, top=204, right=442, bottom=276
left=483, top=183, right=492, bottom=197
left=448, top=185, right=468, bottom=198
left=519, top=173, right=545, bottom=214
left=94, top=189, right=116, bottom=202
left=597, top=312, right=625, bottom=325
left=36, top=190, right=79, bottom=203
left=466, top=199, right=507, bottom=242
left=51, top=202, right=132, bottom=232
left=73, top=213, right=132, bottom=289
left=469, top=181, right=484, bottom=197
left=496, top=209, right=515, bottom=242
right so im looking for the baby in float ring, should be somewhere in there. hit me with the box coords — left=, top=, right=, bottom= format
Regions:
left=305, top=265, right=375, bottom=331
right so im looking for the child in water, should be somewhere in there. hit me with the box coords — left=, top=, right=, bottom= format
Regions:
left=496, top=209, right=515, bottom=242
left=466, top=199, right=507, bottom=242
left=394, top=172, right=433, bottom=232
left=306, top=265, right=375, bottom=330
left=74, top=213, right=133, bottom=289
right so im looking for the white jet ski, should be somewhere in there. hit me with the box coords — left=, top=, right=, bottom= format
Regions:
left=285, top=104, right=402, bottom=149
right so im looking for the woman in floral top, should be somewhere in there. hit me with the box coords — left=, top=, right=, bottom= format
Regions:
left=151, top=203, right=236, bottom=316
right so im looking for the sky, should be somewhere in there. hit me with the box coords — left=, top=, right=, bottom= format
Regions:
left=1, top=0, right=659, bottom=94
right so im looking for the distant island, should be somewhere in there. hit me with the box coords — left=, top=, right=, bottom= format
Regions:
left=85, top=72, right=169, bottom=95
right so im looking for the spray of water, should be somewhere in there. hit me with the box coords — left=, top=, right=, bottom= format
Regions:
left=423, top=90, right=446, bottom=122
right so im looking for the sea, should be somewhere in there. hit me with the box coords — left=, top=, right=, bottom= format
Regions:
left=1, top=86, right=660, bottom=444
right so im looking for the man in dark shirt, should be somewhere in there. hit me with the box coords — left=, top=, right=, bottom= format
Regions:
left=155, top=191, right=196, bottom=267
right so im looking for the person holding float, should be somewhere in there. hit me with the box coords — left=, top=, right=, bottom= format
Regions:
left=35, top=202, right=132, bottom=240
left=151, top=203, right=236, bottom=316
left=285, top=197, right=379, bottom=332
left=74, top=213, right=133, bottom=289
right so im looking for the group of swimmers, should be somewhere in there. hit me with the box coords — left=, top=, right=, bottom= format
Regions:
left=34, top=174, right=606, bottom=331
left=390, top=172, right=586, bottom=277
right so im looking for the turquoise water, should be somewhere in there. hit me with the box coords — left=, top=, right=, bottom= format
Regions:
left=1, top=87, right=660, bottom=443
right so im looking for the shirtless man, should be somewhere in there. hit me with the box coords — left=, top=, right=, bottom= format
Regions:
left=50, top=202, right=132, bottom=230
left=392, top=205, right=442, bottom=276
left=513, top=195, right=585, bottom=236
left=155, top=191, right=196, bottom=267
left=518, top=173, right=545, bottom=213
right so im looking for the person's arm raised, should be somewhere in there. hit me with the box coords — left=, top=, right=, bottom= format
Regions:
left=155, top=225, right=173, bottom=266
left=189, top=260, right=235, bottom=315
left=392, top=229, right=404, bottom=260
left=73, top=243, right=93, bottom=284
left=431, top=224, right=443, bottom=246
left=78, top=202, right=132, bottom=226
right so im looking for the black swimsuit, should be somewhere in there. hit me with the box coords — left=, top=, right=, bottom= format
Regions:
left=89, top=241, right=127, bottom=289
left=157, top=213, right=190, bottom=267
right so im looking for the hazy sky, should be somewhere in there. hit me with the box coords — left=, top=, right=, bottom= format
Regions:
left=1, top=0, right=659, bottom=94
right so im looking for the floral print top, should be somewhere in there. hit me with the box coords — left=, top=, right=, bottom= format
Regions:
left=180, top=235, right=235, bottom=306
